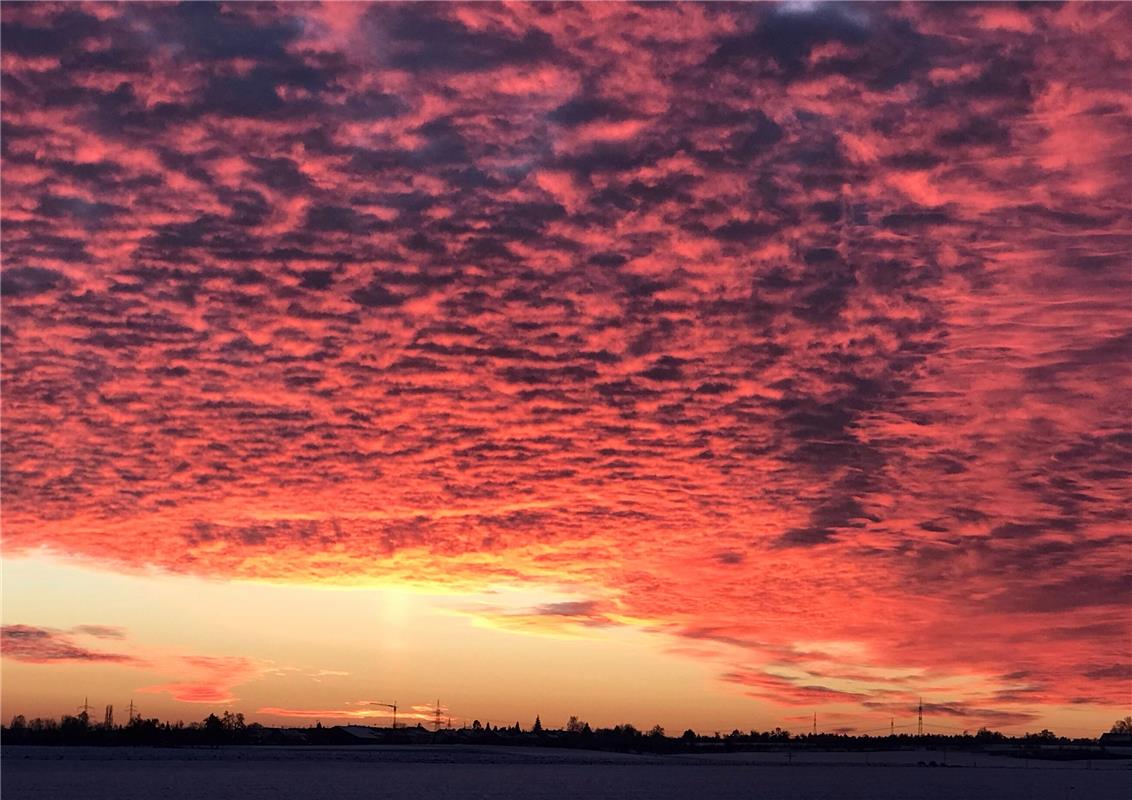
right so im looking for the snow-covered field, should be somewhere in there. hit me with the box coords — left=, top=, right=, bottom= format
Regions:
left=3, top=746, right=1128, bottom=799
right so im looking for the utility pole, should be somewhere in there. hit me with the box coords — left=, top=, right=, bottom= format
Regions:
left=127, top=699, right=137, bottom=723
left=812, top=713, right=817, bottom=736
left=104, top=705, right=114, bottom=729
left=917, top=698, right=924, bottom=736
left=890, top=717, right=894, bottom=737
left=434, top=700, right=443, bottom=732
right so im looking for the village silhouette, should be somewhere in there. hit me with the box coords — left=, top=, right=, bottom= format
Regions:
left=5, top=703, right=1131, bottom=762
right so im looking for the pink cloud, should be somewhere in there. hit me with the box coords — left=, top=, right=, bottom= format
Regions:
left=138, top=656, right=261, bottom=705
left=1, top=625, right=142, bottom=665
left=1, top=1, right=1129, bottom=729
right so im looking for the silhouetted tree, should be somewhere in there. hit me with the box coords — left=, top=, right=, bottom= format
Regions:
left=202, top=713, right=226, bottom=743
left=60, top=714, right=88, bottom=743
left=975, top=727, right=1004, bottom=742
left=1111, top=717, right=1132, bottom=734
left=31, top=717, right=58, bottom=733
left=649, top=724, right=665, bottom=738
left=532, top=715, right=542, bottom=733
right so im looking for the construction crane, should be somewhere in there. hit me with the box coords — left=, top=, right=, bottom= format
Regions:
left=370, top=701, right=398, bottom=729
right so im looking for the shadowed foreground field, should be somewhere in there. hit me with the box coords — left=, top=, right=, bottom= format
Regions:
left=3, top=747, right=1128, bottom=800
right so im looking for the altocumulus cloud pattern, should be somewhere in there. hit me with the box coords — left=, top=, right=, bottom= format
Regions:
left=2, top=2, right=1130, bottom=725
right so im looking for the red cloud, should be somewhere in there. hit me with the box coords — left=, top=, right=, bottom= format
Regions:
left=2, top=1, right=1130, bottom=729
left=138, top=656, right=260, bottom=705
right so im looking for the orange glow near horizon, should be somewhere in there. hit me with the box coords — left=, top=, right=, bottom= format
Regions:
left=2, top=2, right=1130, bottom=738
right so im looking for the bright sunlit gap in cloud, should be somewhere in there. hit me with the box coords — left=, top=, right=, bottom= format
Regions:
left=2, top=553, right=783, bottom=732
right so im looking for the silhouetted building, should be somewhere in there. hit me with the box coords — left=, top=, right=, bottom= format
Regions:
left=327, top=725, right=384, bottom=744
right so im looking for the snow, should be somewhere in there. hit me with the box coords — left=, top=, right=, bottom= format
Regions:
left=2, top=746, right=1128, bottom=800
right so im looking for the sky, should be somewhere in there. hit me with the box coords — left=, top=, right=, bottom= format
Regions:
left=1, top=2, right=1130, bottom=737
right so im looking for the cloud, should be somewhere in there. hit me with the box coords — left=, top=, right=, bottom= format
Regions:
left=70, top=624, right=128, bottom=640
left=1, top=624, right=273, bottom=706
left=455, top=598, right=623, bottom=639
left=2, top=267, right=69, bottom=297
left=1, top=625, right=141, bottom=665
left=138, top=656, right=261, bottom=705
left=2, top=1, right=1130, bottom=726
left=862, top=700, right=1041, bottom=729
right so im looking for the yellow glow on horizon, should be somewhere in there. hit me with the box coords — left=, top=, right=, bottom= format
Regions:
left=1, top=554, right=774, bottom=732
left=2, top=553, right=1122, bottom=738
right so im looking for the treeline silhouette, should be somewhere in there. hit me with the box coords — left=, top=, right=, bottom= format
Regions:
left=4, top=711, right=1125, bottom=758
left=5, top=710, right=255, bottom=747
